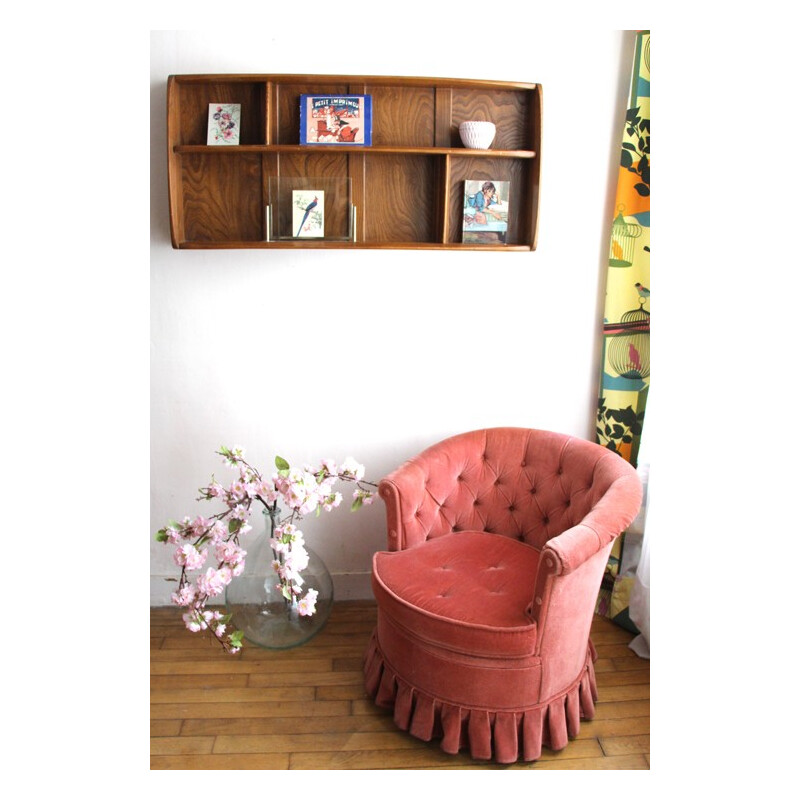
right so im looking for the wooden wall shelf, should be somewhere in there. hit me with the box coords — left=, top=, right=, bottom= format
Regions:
left=167, top=74, right=542, bottom=251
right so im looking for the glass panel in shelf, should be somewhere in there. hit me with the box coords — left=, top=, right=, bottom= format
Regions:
left=267, top=176, right=354, bottom=242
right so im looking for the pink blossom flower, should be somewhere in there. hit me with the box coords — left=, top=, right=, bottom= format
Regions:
left=322, top=491, right=343, bottom=511
left=173, top=544, right=207, bottom=570
left=285, top=543, right=310, bottom=573
left=165, top=524, right=184, bottom=545
left=320, top=458, right=338, bottom=476
left=183, top=610, right=207, bottom=632
left=216, top=566, right=234, bottom=586
left=206, top=480, right=224, bottom=498
left=191, top=515, right=211, bottom=535
left=231, top=504, right=249, bottom=521
left=197, top=567, right=226, bottom=597
left=273, top=560, right=304, bottom=586
left=278, top=468, right=321, bottom=514
left=340, top=457, right=366, bottom=481
left=270, top=536, right=289, bottom=556
left=254, top=478, right=278, bottom=503
left=221, top=446, right=244, bottom=467
left=171, top=584, right=197, bottom=606
left=276, top=522, right=296, bottom=537
left=208, top=520, right=227, bottom=544
left=229, top=481, right=247, bottom=502
left=353, top=488, right=376, bottom=505
left=216, top=541, right=246, bottom=566
left=297, top=588, right=319, bottom=616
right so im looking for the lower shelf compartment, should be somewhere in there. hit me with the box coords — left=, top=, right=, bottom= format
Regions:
left=174, top=152, right=536, bottom=249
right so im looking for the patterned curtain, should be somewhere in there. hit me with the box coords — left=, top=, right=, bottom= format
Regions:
left=595, top=31, right=650, bottom=631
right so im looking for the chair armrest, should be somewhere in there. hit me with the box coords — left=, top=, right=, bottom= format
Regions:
left=542, top=469, right=643, bottom=575
left=528, top=468, right=642, bottom=689
left=378, top=463, right=431, bottom=551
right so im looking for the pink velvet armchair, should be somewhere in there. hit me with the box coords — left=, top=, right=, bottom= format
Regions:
left=363, top=427, right=642, bottom=763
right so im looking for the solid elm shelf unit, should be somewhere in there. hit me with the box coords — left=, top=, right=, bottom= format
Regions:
left=167, top=74, right=541, bottom=251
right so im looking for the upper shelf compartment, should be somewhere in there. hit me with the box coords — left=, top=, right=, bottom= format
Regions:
left=167, top=74, right=542, bottom=250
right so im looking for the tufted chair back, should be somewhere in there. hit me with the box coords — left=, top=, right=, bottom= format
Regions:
left=379, top=427, right=631, bottom=553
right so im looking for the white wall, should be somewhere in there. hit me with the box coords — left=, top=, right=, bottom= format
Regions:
left=150, top=23, right=636, bottom=603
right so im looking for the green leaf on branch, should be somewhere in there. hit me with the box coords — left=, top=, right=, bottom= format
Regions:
left=229, top=518, right=242, bottom=534
left=155, top=529, right=169, bottom=542
left=351, top=497, right=363, bottom=512
left=275, top=456, right=290, bottom=471
left=229, top=630, right=244, bottom=648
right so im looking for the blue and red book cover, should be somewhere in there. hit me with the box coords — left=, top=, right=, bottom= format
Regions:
left=299, top=95, right=372, bottom=145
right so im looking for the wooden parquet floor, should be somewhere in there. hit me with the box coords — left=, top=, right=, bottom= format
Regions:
left=150, top=601, right=649, bottom=770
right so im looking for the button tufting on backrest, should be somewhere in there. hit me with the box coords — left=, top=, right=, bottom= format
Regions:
left=386, top=427, right=636, bottom=551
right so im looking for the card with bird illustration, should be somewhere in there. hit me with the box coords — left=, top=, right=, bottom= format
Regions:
left=293, top=191, right=324, bottom=238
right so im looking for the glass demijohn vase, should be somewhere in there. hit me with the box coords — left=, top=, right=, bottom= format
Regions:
left=225, top=507, right=334, bottom=649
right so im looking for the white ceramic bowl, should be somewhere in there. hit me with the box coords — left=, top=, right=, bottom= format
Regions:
left=458, top=120, right=496, bottom=150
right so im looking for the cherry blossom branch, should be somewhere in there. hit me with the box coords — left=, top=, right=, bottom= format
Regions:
left=156, top=447, right=377, bottom=653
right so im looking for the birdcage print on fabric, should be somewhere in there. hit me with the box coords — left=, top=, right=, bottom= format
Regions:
left=594, top=31, right=650, bottom=633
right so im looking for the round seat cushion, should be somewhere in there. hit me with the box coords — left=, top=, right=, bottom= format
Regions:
left=371, top=531, right=540, bottom=658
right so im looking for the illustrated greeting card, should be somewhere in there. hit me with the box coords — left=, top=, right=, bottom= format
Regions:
left=299, top=95, right=372, bottom=145
left=207, top=103, right=241, bottom=145
left=462, top=179, right=510, bottom=243
left=293, top=190, right=324, bottom=238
